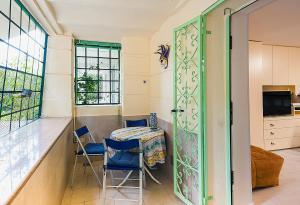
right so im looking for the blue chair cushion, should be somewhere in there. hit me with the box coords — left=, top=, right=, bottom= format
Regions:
left=126, top=119, right=147, bottom=127
left=77, top=143, right=105, bottom=155
left=106, top=151, right=140, bottom=170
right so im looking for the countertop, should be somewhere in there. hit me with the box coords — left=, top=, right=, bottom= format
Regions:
left=0, top=117, right=72, bottom=205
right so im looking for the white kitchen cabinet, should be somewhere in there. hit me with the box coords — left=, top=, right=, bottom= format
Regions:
left=289, top=47, right=300, bottom=87
left=249, top=41, right=264, bottom=148
left=261, top=45, right=273, bottom=85
left=273, top=46, right=289, bottom=85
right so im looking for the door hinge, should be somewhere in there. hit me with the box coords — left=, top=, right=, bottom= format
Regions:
left=230, top=35, right=233, bottom=50
left=230, top=101, right=233, bottom=125
left=231, top=170, right=234, bottom=185
left=203, top=195, right=213, bottom=204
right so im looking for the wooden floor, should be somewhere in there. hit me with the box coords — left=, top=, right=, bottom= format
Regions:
left=253, top=148, right=300, bottom=205
left=61, top=161, right=183, bottom=205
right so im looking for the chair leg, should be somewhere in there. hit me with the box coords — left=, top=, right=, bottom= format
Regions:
left=139, top=169, right=143, bottom=205
left=85, top=155, right=102, bottom=186
left=71, top=155, right=78, bottom=188
left=102, top=170, right=107, bottom=204
left=143, top=169, right=146, bottom=188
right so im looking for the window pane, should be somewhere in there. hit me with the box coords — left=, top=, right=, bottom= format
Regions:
left=34, top=92, right=40, bottom=106
left=0, top=16, right=10, bottom=42
left=86, top=70, right=98, bottom=80
left=87, top=47, right=97, bottom=57
left=86, top=93, right=98, bottom=104
left=21, top=11, right=29, bottom=32
left=15, top=72, right=24, bottom=91
left=4, top=70, right=16, bottom=91
left=28, top=38, right=35, bottom=56
left=111, top=82, right=119, bottom=92
left=24, top=74, right=31, bottom=89
left=77, top=80, right=97, bottom=92
left=20, top=31, right=28, bottom=52
left=0, top=68, right=5, bottom=90
left=0, top=41, right=8, bottom=66
left=111, top=93, right=119, bottom=104
left=10, top=23, right=21, bottom=48
left=76, top=47, right=85, bottom=56
left=99, top=48, right=109, bottom=58
left=33, top=59, right=39, bottom=75
left=38, top=62, right=43, bottom=76
left=0, top=0, right=10, bottom=17
left=12, top=97, right=21, bottom=112
left=111, top=59, right=119, bottom=70
left=20, top=110, right=27, bottom=126
left=111, top=49, right=119, bottom=58
left=77, top=57, right=85, bottom=68
left=26, top=57, right=33, bottom=73
left=111, top=70, right=119, bottom=81
left=99, top=58, right=109, bottom=69
left=99, top=70, right=110, bottom=81
left=99, top=81, right=110, bottom=92
left=29, top=19, right=36, bottom=38
left=2, top=93, right=13, bottom=115
left=99, top=93, right=110, bottom=104
left=11, top=1, right=21, bottom=26
left=18, top=52, right=26, bottom=71
left=7, top=46, right=19, bottom=69
left=86, top=57, right=98, bottom=69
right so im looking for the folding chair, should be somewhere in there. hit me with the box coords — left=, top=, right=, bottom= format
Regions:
left=103, top=138, right=144, bottom=205
left=124, top=119, right=148, bottom=128
left=71, top=126, right=104, bottom=187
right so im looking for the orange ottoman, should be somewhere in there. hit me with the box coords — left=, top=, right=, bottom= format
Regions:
left=251, top=145, right=284, bottom=189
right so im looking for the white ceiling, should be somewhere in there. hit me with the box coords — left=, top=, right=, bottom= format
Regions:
left=249, top=0, right=300, bottom=47
left=45, top=0, right=188, bottom=42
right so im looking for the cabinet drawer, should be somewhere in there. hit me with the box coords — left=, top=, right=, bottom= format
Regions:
left=264, top=119, right=300, bottom=129
left=265, top=137, right=300, bottom=150
left=264, top=127, right=296, bottom=139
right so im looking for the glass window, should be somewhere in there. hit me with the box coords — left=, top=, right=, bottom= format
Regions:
left=0, top=0, right=48, bottom=137
left=75, top=41, right=121, bottom=105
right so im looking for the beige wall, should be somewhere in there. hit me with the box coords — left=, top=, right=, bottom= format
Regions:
left=149, top=0, right=216, bottom=123
left=121, top=37, right=151, bottom=116
left=42, top=35, right=73, bottom=117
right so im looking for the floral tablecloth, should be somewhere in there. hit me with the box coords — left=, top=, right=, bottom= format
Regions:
left=110, top=127, right=166, bottom=167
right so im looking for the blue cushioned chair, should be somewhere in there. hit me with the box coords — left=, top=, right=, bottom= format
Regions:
left=103, top=138, right=144, bottom=205
left=124, top=119, right=148, bottom=128
left=71, top=126, right=104, bottom=187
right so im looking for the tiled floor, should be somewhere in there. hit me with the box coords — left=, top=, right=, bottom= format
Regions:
left=253, top=148, right=300, bottom=205
left=61, top=161, right=183, bottom=205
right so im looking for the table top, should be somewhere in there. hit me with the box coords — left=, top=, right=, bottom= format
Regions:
left=111, top=127, right=164, bottom=142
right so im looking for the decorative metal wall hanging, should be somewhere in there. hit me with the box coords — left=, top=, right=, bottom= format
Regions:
left=155, top=44, right=170, bottom=69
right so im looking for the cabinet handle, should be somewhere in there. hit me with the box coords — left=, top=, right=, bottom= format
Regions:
left=271, top=142, right=275, bottom=145
left=270, top=124, right=275, bottom=127
left=270, top=132, right=275, bottom=135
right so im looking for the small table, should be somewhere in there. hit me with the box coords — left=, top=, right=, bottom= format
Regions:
left=111, top=127, right=167, bottom=184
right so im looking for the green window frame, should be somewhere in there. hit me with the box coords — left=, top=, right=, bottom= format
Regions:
left=75, top=40, right=121, bottom=105
left=0, top=0, right=48, bottom=137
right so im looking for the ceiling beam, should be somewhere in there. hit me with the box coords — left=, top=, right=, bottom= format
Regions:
left=21, top=0, right=64, bottom=35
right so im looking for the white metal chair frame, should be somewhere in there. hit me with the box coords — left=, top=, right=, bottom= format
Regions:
left=102, top=140, right=144, bottom=205
left=71, top=127, right=103, bottom=187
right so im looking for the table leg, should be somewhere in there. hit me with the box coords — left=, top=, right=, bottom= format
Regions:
left=144, top=165, right=162, bottom=185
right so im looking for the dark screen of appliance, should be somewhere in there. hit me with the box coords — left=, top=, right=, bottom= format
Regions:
left=263, top=91, right=291, bottom=116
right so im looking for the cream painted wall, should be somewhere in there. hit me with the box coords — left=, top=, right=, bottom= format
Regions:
left=121, top=37, right=151, bottom=116
left=42, top=35, right=73, bottom=117
left=149, top=0, right=217, bottom=123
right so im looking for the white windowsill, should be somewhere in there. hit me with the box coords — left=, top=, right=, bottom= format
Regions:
left=0, top=117, right=72, bottom=205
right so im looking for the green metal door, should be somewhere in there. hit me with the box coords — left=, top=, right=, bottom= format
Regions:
left=173, top=16, right=206, bottom=205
